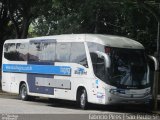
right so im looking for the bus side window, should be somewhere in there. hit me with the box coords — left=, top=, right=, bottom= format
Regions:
left=4, top=43, right=17, bottom=61
left=90, top=53, right=98, bottom=73
left=70, top=43, right=88, bottom=67
left=55, top=43, right=71, bottom=62
left=4, top=43, right=29, bottom=61
left=96, top=57, right=105, bottom=81
left=28, top=42, right=41, bottom=61
left=40, top=42, right=56, bottom=62
left=90, top=52, right=105, bottom=81
left=4, top=43, right=13, bottom=60
left=16, top=43, right=28, bottom=61
left=29, top=42, right=56, bottom=63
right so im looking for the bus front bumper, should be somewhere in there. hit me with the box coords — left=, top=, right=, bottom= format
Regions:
left=104, top=93, right=152, bottom=105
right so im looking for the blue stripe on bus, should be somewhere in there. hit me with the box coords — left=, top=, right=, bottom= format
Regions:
left=2, top=64, right=71, bottom=76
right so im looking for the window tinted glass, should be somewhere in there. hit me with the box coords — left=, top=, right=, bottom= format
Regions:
left=4, top=43, right=28, bottom=61
left=4, top=43, right=16, bottom=61
left=56, top=43, right=71, bottom=62
left=29, top=41, right=56, bottom=62
left=70, top=43, right=88, bottom=67
left=4, top=42, right=88, bottom=67
left=87, top=42, right=104, bottom=53
left=40, top=42, right=56, bottom=62
left=16, top=43, right=28, bottom=61
left=105, top=47, right=149, bottom=89
left=28, top=42, right=41, bottom=61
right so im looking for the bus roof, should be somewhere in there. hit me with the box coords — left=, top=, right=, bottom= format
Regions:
left=4, top=34, right=144, bottom=49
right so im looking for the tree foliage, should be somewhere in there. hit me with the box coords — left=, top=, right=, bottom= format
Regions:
left=6, top=0, right=52, bottom=38
left=0, top=0, right=159, bottom=55
left=31, top=0, right=159, bottom=54
left=0, top=0, right=12, bottom=41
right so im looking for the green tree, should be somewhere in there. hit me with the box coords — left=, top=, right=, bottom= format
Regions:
left=0, top=0, right=13, bottom=41
left=2, top=0, right=158, bottom=55
left=31, top=0, right=157, bottom=52
left=6, top=0, right=52, bottom=38
left=0, top=0, right=53, bottom=63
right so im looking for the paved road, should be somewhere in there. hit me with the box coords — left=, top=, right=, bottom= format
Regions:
left=0, top=94, right=149, bottom=114
left=0, top=94, right=159, bottom=120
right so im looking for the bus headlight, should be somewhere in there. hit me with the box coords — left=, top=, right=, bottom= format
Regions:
left=109, top=89, right=117, bottom=95
left=109, top=89, right=125, bottom=95
left=144, top=88, right=151, bottom=96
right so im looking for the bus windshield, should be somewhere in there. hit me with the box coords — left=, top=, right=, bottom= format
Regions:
left=107, top=47, right=149, bottom=89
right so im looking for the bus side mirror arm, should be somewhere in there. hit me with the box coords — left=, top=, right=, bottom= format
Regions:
left=148, top=55, right=159, bottom=110
left=94, top=51, right=111, bottom=68
left=148, top=55, right=159, bottom=71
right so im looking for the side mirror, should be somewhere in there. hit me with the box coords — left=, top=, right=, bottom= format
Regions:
left=148, top=55, right=159, bottom=71
left=94, top=51, right=111, bottom=68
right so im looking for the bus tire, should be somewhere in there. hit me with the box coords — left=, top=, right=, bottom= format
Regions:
left=19, top=83, right=29, bottom=101
left=78, top=88, right=88, bottom=110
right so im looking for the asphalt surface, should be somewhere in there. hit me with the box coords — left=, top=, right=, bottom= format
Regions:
left=0, top=92, right=152, bottom=113
left=0, top=92, right=159, bottom=120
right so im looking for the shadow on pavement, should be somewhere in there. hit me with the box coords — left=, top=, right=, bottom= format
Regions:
left=1, top=91, right=160, bottom=114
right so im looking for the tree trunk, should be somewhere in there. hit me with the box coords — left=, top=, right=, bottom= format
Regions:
left=20, top=17, right=30, bottom=38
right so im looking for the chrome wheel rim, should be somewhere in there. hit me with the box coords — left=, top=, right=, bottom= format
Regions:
left=80, top=92, right=85, bottom=107
left=21, top=86, right=27, bottom=99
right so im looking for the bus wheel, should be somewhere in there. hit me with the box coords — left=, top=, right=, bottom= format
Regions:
left=19, top=83, right=29, bottom=101
left=78, top=89, right=88, bottom=110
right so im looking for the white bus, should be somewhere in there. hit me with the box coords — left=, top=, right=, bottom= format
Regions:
left=1, top=34, right=153, bottom=109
